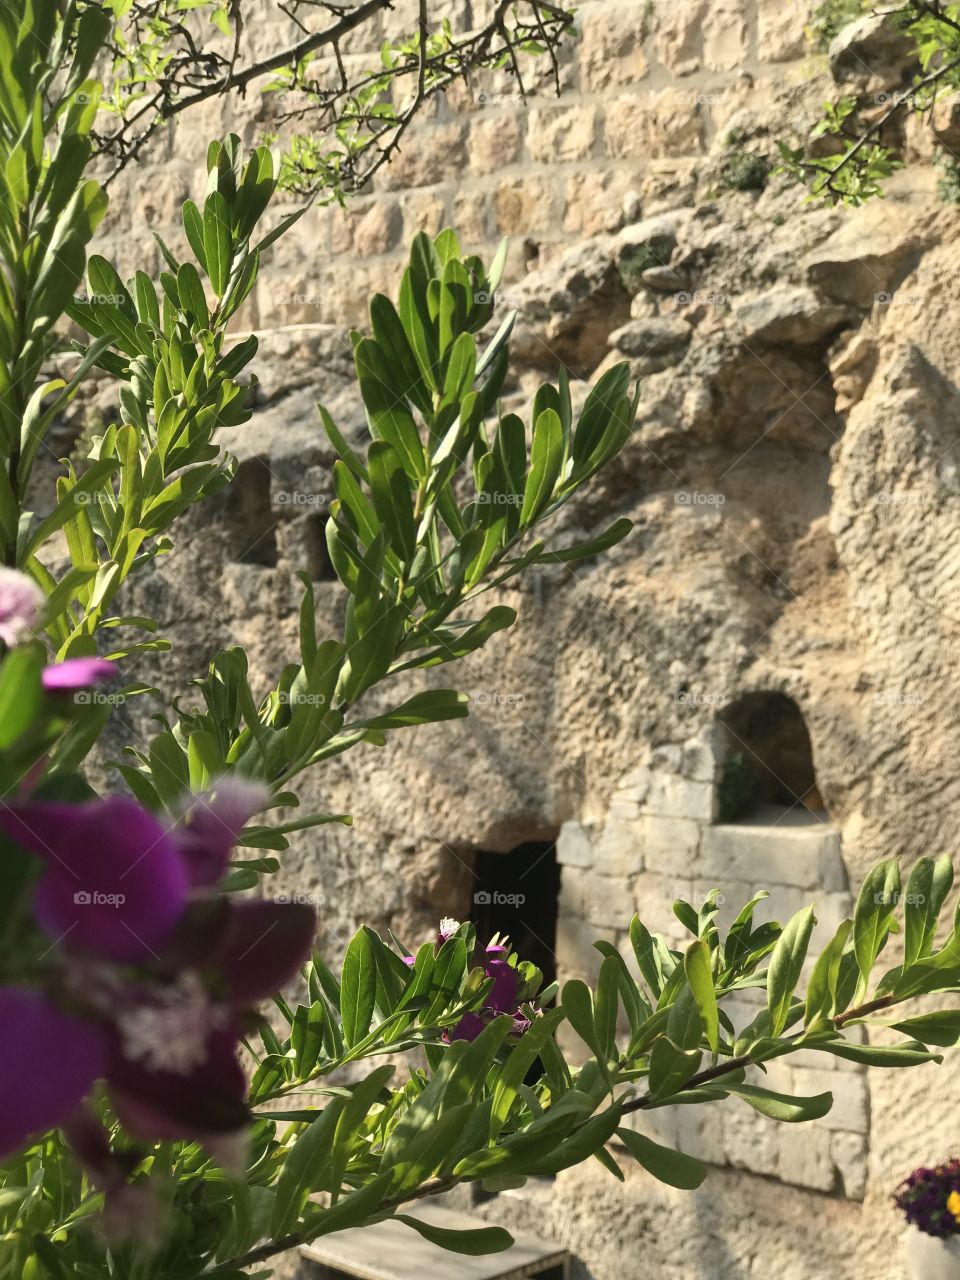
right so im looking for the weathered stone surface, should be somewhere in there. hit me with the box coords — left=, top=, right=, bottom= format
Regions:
left=563, top=165, right=639, bottom=236
left=376, top=122, right=466, bottom=189
left=641, top=815, right=700, bottom=871
left=527, top=104, right=599, bottom=164
left=829, top=13, right=917, bottom=91
left=831, top=1131, right=869, bottom=1199
left=644, top=771, right=714, bottom=822
left=556, top=916, right=615, bottom=979
left=492, top=175, right=560, bottom=235
left=578, top=1, right=649, bottom=91
left=701, top=815, right=841, bottom=891
left=467, top=113, right=523, bottom=174
left=593, top=817, right=643, bottom=878
left=734, top=287, right=852, bottom=346
left=777, top=1127, right=835, bottom=1192
left=609, top=317, right=691, bottom=358
left=792, top=1067, right=869, bottom=1134
left=331, top=199, right=402, bottom=257
left=91, top=24, right=960, bottom=1274
left=641, top=264, right=688, bottom=293
left=556, top=820, right=594, bottom=868
left=604, top=91, right=704, bottom=160
left=803, top=188, right=930, bottom=307
left=931, top=94, right=960, bottom=152
left=400, top=190, right=448, bottom=240
left=757, top=0, right=816, bottom=62
left=649, top=0, right=707, bottom=76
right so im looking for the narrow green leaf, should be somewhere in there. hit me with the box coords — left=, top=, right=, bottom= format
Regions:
left=617, top=1127, right=707, bottom=1189
left=340, top=928, right=377, bottom=1046
left=684, top=940, right=719, bottom=1053
left=394, top=1216, right=513, bottom=1257
left=767, top=905, right=816, bottom=1035
left=203, top=190, right=232, bottom=295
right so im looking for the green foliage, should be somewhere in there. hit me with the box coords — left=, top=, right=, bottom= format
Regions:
left=117, top=228, right=636, bottom=837
left=12, top=860, right=960, bottom=1277
left=618, top=240, right=672, bottom=292
left=719, top=149, right=771, bottom=193
left=717, top=750, right=757, bottom=822
left=786, top=2, right=960, bottom=203
left=808, top=0, right=867, bottom=49
left=5, top=7, right=960, bottom=1278
left=78, top=0, right=575, bottom=200
left=936, top=149, right=960, bottom=203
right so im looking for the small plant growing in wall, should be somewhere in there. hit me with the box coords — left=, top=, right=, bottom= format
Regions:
left=719, top=148, right=771, bottom=193
left=618, top=239, right=673, bottom=293
left=718, top=750, right=759, bottom=822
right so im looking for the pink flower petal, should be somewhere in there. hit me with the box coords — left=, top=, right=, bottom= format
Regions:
left=0, top=568, right=42, bottom=648
left=42, top=658, right=117, bottom=691
left=108, top=1026, right=248, bottom=1141
left=210, top=900, right=316, bottom=1003
left=0, top=989, right=106, bottom=1158
left=0, top=797, right=188, bottom=962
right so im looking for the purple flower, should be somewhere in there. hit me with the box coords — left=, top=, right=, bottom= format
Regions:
left=895, top=1159, right=960, bottom=1237
left=42, top=657, right=116, bottom=691
left=0, top=796, right=188, bottom=962
left=0, top=786, right=316, bottom=1162
left=0, top=568, right=42, bottom=647
left=449, top=937, right=533, bottom=1042
left=0, top=990, right=106, bottom=1158
left=171, top=777, right=270, bottom=889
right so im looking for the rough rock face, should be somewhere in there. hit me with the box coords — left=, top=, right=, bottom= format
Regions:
left=88, top=161, right=960, bottom=1279
left=76, top=17, right=960, bottom=1280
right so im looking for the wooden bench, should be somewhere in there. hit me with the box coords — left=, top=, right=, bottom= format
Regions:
left=299, top=1203, right=568, bottom=1280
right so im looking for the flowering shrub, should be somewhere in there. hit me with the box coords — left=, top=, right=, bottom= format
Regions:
left=3, top=3, right=960, bottom=1278
left=896, top=1159, right=960, bottom=1238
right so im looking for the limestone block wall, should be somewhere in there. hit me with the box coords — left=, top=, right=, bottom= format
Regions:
left=554, top=732, right=869, bottom=1199
left=94, top=0, right=821, bottom=327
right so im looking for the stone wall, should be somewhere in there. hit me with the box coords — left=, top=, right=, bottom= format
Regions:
left=554, top=735, right=868, bottom=1199
left=95, top=0, right=820, bottom=327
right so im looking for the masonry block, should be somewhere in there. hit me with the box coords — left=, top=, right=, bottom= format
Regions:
left=588, top=874, right=634, bottom=930
left=831, top=1131, right=868, bottom=1199
left=594, top=817, right=643, bottom=878
left=681, top=736, right=716, bottom=783
left=527, top=104, right=599, bottom=164
left=701, top=816, right=843, bottom=890
left=555, top=915, right=615, bottom=979
left=641, top=816, right=701, bottom=874
left=675, top=1103, right=725, bottom=1166
left=559, top=866, right=591, bottom=919
left=578, top=1, right=649, bottom=92
left=791, top=1066, right=868, bottom=1134
left=634, top=873, right=693, bottom=938
left=556, top=820, right=594, bottom=869
left=645, top=772, right=715, bottom=822
left=777, top=1126, right=835, bottom=1192
left=723, top=1105, right=780, bottom=1178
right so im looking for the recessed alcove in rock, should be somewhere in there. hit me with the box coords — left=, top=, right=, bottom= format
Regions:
left=716, top=691, right=823, bottom=822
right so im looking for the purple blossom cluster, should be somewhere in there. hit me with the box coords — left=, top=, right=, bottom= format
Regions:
left=403, top=919, right=535, bottom=1042
left=894, top=1158, right=960, bottom=1237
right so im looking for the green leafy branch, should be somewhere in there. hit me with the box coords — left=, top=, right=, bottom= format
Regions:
left=117, top=226, right=636, bottom=845
left=781, top=2, right=960, bottom=203
left=185, top=853, right=960, bottom=1275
